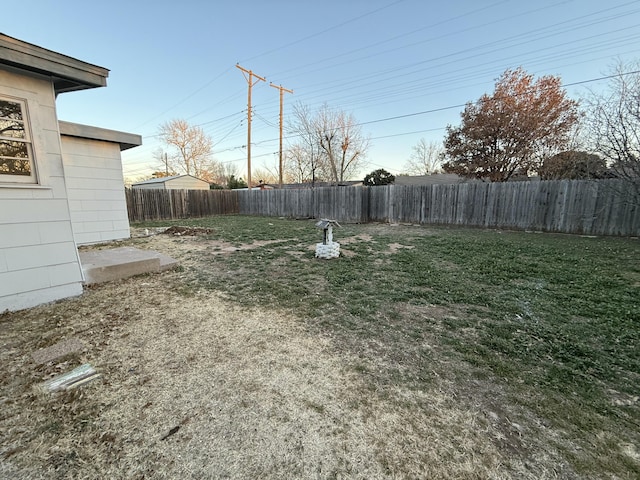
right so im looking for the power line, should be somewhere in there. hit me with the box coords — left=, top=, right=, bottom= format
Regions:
left=213, top=121, right=244, bottom=146
left=237, top=69, right=640, bottom=148
left=253, top=111, right=278, bottom=128
left=303, top=34, right=640, bottom=114
left=276, top=5, right=637, bottom=119
left=287, top=7, right=640, bottom=110
left=132, top=1, right=638, bottom=152
left=115, top=0, right=638, bottom=171
left=267, top=0, right=511, bottom=79
left=348, top=70, right=640, bottom=129
left=124, top=67, right=638, bottom=175
left=124, top=66, right=637, bottom=173
left=239, top=0, right=408, bottom=64
left=370, top=127, right=446, bottom=141
left=263, top=1, right=631, bottom=99
left=133, top=66, right=234, bottom=130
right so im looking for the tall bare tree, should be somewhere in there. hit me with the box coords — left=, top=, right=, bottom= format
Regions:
left=211, top=162, right=241, bottom=188
left=443, top=67, right=579, bottom=182
left=585, top=60, right=640, bottom=201
left=288, top=103, right=369, bottom=185
left=158, top=119, right=217, bottom=181
left=404, top=138, right=443, bottom=175
left=316, top=104, right=369, bottom=184
left=284, top=144, right=316, bottom=184
left=288, top=103, right=326, bottom=186
left=252, top=165, right=279, bottom=185
left=152, top=148, right=176, bottom=177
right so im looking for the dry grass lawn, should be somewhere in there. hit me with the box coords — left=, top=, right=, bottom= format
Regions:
left=1, top=219, right=637, bottom=479
left=0, top=277, right=510, bottom=479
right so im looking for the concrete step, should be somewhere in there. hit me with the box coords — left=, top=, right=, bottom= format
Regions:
left=79, top=247, right=178, bottom=285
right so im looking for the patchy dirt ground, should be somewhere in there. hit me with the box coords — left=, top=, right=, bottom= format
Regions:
left=0, top=229, right=572, bottom=479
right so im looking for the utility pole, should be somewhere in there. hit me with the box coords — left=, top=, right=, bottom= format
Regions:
left=236, top=64, right=265, bottom=190
left=270, top=83, right=293, bottom=188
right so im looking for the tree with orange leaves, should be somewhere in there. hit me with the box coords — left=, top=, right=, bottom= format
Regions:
left=442, top=68, right=579, bottom=182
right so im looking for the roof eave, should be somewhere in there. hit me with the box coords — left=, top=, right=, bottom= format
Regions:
left=59, top=121, right=142, bottom=151
left=0, top=33, right=109, bottom=94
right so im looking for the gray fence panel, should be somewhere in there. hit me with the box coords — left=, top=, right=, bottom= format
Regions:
left=126, top=179, right=640, bottom=236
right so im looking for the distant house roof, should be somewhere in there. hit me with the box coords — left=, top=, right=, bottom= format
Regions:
left=0, top=33, right=109, bottom=94
left=132, top=174, right=208, bottom=186
left=394, top=174, right=471, bottom=186
left=394, top=174, right=541, bottom=185
left=133, top=176, right=179, bottom=185
left=59, top=121, right=142, bottom=151
left=266, top=180, right=363, bottom=189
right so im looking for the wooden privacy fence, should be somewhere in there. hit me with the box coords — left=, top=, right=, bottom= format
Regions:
left=368, top=179, right=639, bottom=236
left=125, top=179, right=640, bottom=236
left=126, top=188, right=240, bottom=221
left=238, top=187, right=369, bottom=223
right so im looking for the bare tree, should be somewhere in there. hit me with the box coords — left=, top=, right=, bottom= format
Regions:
left=252, top=165, right=279, bottom=185
left=316, top=104, right=369, bottom=184
left=288, top=103, right=369, bottom=185
left=211, top=162, right=241, bottom=188
left=152, top=148, right=176, bottom=177
left=404, top=138, right=443, bottom=175
left=288, top=103, right=326, bottom=186
left=585, top=60, right=640, bottom=200
left=158, top=119, right=218, bottom=181
left=284, top=144, right=315, bottom=184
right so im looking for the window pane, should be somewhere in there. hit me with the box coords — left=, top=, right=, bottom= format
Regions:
left=0, top=99, right=34, bottom=181
left=0, top=140, right=28, bottom=158
left=0, top=157, right=31, bottom=175
left=0, top=100, right=23, bottom=121
left=0, top=119, right=25, bottom=139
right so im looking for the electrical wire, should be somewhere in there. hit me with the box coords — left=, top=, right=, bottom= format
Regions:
left=123, top=67, right=638, bottom=179
left=136, top=2, right=638, bottom=141
left=238, top=0, right=408, bottom=64
left=120, top=1, right=640, bottom=179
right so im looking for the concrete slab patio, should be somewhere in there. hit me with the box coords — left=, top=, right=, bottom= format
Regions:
left=79, top=247, right=179, bottom=285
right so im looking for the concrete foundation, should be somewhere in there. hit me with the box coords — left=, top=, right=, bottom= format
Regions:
left=79, top=247, right=178, bottom=285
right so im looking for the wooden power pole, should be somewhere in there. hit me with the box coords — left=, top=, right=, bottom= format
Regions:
left=236, top=64, right=265, bottom=190
left=270, top=83, right=293, bottom=188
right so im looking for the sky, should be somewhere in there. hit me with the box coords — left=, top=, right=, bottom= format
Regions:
left=5, top=0, right=640, bottom=182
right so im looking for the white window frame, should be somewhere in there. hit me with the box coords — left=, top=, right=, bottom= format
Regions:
left=0, top=96, right=37, bottom=184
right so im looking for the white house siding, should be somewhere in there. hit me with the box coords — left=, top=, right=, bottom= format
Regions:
left=0, top=68, right=83, bottom=312
left=61, top=135, right=130, bottom=245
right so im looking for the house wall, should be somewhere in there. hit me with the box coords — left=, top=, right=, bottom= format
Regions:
left=61, top=135, right=130, bottom=245
left=165, top=177, right=209, bottom=190
left=0, top=68, right=84, bottom=312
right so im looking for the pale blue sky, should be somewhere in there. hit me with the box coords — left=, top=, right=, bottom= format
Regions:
left=6, top=0, right=640, bottom=180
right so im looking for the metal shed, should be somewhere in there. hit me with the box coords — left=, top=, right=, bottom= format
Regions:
left=132, top=174, right=210, bottom=190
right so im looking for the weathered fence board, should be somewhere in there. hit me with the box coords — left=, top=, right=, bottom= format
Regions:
left=126, top=189, right=239, bottom=221
left=125, top=179, right=640, bottom=236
